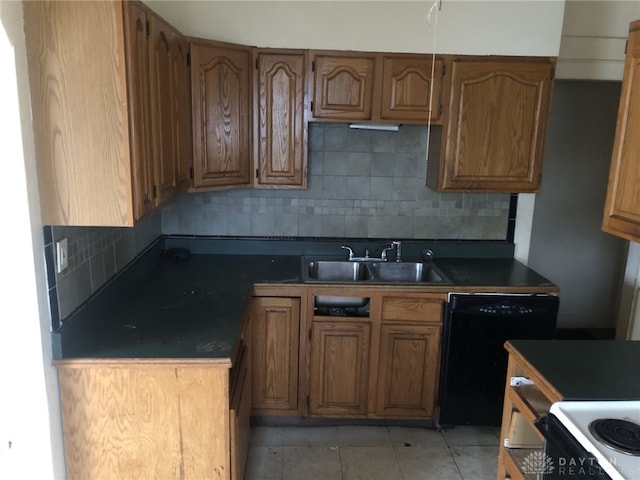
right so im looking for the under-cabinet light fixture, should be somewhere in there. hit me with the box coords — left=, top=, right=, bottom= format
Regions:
left=349, top=123, right=400, bottom=132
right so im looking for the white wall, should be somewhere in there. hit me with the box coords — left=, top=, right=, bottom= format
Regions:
left=0, top=1, right=65, bottom=478
left=146, top=0, right=565, bottom=56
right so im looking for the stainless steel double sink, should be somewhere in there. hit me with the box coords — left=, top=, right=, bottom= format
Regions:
left=303, top=259, right=451, bottom=284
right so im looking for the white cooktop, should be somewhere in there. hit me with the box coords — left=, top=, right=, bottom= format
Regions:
left=550, top=401, right=640, bottom=480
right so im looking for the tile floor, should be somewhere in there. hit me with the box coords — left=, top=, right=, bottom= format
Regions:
left=246, top=425, right=500, bottom=480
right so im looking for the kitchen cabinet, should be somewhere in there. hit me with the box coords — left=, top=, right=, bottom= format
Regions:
left=250, top=296, right=301, bottom=415
left=496, top=343, right=561, bottom=480
left=191, top=39, right=253, bottom=189
left=309, top=319, right=372, bottom=416
left=375, top=295, right=443, bottom=418
left=602, top=20, right=640, bottom=242
left=24, top=1, right=190, bottom=226
left=309, top=51, right=444, bottom=124
left=254, top=50, right=308, bottom=188
left=428, top=56, right=555, bottom=192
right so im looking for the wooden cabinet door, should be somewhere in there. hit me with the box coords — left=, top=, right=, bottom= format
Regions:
left=251, top=297, right=301, bottom=414
left=435, top=58, right=554, bottom=192
left=380, top=54, right=444, bottom=123
left=311, top=53, right=376, bottom=120
left=602, top=20, right=640, bottom=242
left=148, top=14, right=178, bottom=206
left=124, top=2, right=155, bottom=221
left=191, top=40, right=252, bottom=189
left=255, top=50, right=307, bottom=188
left=171, top=33, right=193, bottom=193
left=375, top=324, right=441, bottom=418
left=309, top=320, right=371, bottom=416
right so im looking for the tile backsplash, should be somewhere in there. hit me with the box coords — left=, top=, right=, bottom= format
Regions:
left=161, top=123, right=511, bottom=239
left=44, top=212, right=162, bottom=328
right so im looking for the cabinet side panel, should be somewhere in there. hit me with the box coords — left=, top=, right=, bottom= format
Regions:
left=24, top=1, right=134, bottom=226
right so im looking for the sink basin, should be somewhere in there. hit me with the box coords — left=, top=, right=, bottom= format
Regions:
left=306, top=260, right=367, bottom=282
left=364, top=261, right=449, bottom=283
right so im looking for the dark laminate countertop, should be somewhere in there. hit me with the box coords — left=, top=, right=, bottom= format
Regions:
left=54, top=238, right=558, bottom=361
left=506, top=339, right=640, bottom=400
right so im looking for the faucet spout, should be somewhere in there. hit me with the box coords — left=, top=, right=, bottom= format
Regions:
left=392, top=241, right=402, bottom=262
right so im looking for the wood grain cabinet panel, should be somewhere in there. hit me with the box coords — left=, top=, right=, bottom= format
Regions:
left=191, top=40, right=253, bottom=189
left=24, top=1, right=190, bottom=226
left=251, top=297, right=301, bottom=414
left=375, top=324, right=441, bottom=418
left=429, top=57, right=555, bottom=192
left=310, top=53, right=377, bottom=120
left=254, top=50, right=308, bottom=188
left=309, top=320, right=371, bottom=416
left=380, top=54, right=444, bottom=123
left=602, top=20, right=640, bottom=242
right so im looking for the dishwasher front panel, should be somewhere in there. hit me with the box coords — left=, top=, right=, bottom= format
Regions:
left=438, top=294, right=559, bottom=427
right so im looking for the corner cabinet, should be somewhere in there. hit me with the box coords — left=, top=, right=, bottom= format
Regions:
left=309, top=51, right=444, bottom=124
left=24, top=1, right=190, bottom=226
left=254, top=50, right=308, bottom=188
left=190, top=40, right=253, bottom=189
left=602, top=20, right=640, bottom=242
left=429, top=56, right=555, bottom=192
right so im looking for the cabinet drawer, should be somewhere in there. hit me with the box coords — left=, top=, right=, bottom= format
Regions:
left=381, top=297, right=443, bottom=323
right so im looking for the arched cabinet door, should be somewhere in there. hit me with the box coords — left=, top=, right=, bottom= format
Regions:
left=191, top=39, right=252, bottom=189
left=430, top=56, right=555, bottom=193
left=310, top=52, right=376, bottom=120
left=254, top=50, right=307, bottom=188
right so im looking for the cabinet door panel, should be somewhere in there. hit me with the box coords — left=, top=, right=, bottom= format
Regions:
left=603, top=21, right=640, bottom=241
left=309, top=321, right=371, bottom=416
left=380, top=55, right=444, bottom=123
left=312, top=54, right=376, bottom=120
left=191, top=41, right=252, bottom=188
left=438, top=59, right=554, bottom=192
left=375, top=324, right=441, bottom=417
left=251, top=297, right=300, bottom=413
left=149, top=15, right=178, bottom=206
left=255, top=51, right=307, bottom=187
left=124, top=2, right=154, bottom=221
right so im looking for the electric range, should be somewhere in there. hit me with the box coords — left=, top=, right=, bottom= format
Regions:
left=544, top=401, right=640, bottom=480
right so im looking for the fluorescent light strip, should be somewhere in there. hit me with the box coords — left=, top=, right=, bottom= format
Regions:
left=349, top=123, right=400, bottom=132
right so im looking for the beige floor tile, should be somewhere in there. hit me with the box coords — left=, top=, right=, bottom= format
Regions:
left=250, top=426, right=285, bottom=446
left=388, top=426, right=448, bottom=447
left=441, top=426, right=500, bottom=446
left=283, top=446, right=342, bottom=480
left=337, top=425, right=392, bottom=446
left=395, top=445, right=463, bottom=480
left=450, top=445, right=499, bottom=480
left=245, top=446, right=283, bottom=480
left=340, top=446, right=402, bottom=480
left=284, top=426, right=339, bottom=446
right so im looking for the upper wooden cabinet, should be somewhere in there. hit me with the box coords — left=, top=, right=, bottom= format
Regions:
left=24, top=1, right=190, bottom=226
left=428, top=56, right=555, bottom=192
left=191, top=40, right=253, bottom=189
left=602, top=20, right=640, bottom=242
left=254, top=50, right=308, bottom=188
left=309, top=51, right=444, bottom=124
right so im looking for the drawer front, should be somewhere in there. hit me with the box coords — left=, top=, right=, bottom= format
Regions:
left=381, top=296, right=443, bottom=323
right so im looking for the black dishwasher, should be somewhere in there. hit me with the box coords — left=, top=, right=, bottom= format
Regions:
left=438, top=293, right=558, bottom=427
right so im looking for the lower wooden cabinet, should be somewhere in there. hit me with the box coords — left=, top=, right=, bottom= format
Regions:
left=375, top=324, right=441, bottom=417
left=251, top=296, right=301, bottom=414
left=309, top=320, right=372, bottom=416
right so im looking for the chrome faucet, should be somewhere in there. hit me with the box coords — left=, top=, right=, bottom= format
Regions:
left=391, top=241, right=402, bottom=262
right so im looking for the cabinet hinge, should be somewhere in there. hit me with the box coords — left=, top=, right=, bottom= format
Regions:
left=306, top=395, right=310, bottom=406
left=189, top=166, right=194, bottom=179
left=310, top=101, right=313, bottom=112
left=308, top=328, right=312, bottom=340
left=439, top=104, right=443, bottom=116
left=625, top=40, right=628, bottom=55
left=145, top=20, right=150, bottom=37
left=255, top=59, right=259, bottom=70
left=255, top=168, right=259, bottom=179
left=538, top=173, right=543, bottom=184
left=186, top=52, right=191, bottom=66
left=152, top=185, right=157, bottom=198
left=550, top=68, right=555, bottom=80
left=442, top=64, right=446, bottom=76
left=311, top=61, right=315, bottom=72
